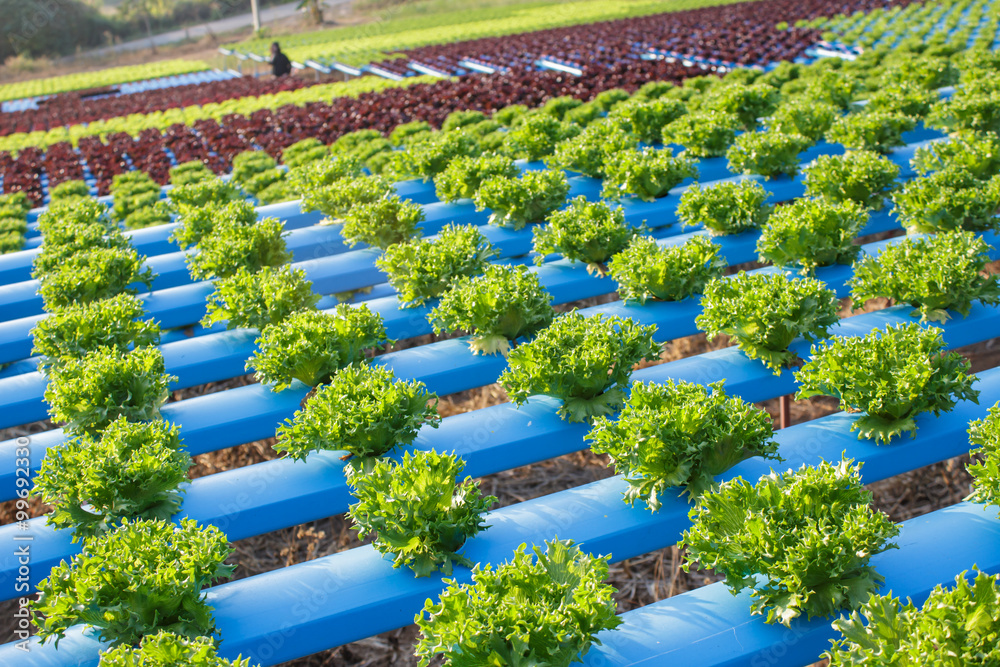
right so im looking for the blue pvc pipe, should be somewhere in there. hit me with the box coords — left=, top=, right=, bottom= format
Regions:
left=2, top=398, right=991, bottom=665
left=582, top=502, right=1000, bottom=666
left=4, top=355, right=995, bottom=607
left=3, top=294, right=997, bottom=503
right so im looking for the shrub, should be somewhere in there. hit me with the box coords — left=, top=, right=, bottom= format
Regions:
left=756, top=198, right=868, bottom=274
left=678, top=180, right=772, bottom=235
left=609, top=234, right=726, bottom=304
left=589, top=379, right=778, bottom=506
left=795, top=323, right=979, bottom=443
left=32, top=518, right=233, bottom=647
left=275, top=364, right=440, bottom=467
left=696, top=272, right=840, bottom=373
left=376, top=223, right=497, bottom=307
left=415, top=539, right=621, bottom=666
left=430, top=264, right=554, bottom=355
left=248, top=305, right=391, bottom=392
left=33, top=418, right=189, bottom=539
left=348, top=450, right=495, bottom=577
left=202, top=264, right=319, bottom=330
left=680, top=458, right=899, bottom=626
left=500, top=312, right=661, bottom=422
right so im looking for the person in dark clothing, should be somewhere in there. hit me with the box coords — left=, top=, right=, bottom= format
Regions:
left=271, top=42, right=293, bottom=77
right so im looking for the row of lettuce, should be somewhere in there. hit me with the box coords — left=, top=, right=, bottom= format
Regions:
left=15, top=45, right=1000, bottom=667
left=17, top=30, right=1000, bottom=247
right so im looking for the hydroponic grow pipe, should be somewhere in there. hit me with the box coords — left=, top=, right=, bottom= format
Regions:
left=581, top=501, right=1000, bottom=666
left=3, top=379, right=994, bottom=665
left=0, top=166, right=808, bottom=359
left=3, top=335, right=996, bottom=603
left=0, top=209, right=973, bottom=433
left=2, top=280, right=997, bottom=512
left=0, top=123, right=941, bottom=315
left=0, top=223, right=905, bottom=438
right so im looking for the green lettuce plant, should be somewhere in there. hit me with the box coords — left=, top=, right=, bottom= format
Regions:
left=696, top=272, right=840, bottom=373
left=803, top=150, right=900, bottom=210
left=201, top=264, right=319, bottom=330
left=474, top=170, right=570, bottom=230
left=415, top=539, right=621, bottom=666
left=33, top=418, right=189, bottom=539
left=680, top=458, right=899, bottom=626
left=609, top=234, right=726, bottom=304
left=31, top=293, right=160, bottom=373
left=588, top=379, right=779, bottom=507
left=348, top=450, right=495, bottom=576
left=500, top=312, right=661, bottom=422
left=275, top=364, right=440, bottom=468
left=32, top=518, right=233, bottom=647
left=756, top=198, right=869, bottom=274
left=795, top=322, right=979, bottom=443
left=678, top=179, right=773, bottom=235
left=248, top=305, right=391, bottom=392
left=44, top=346, right=175, bottom=436
left=851, top=231, right=1000, bottom=322
left=429, top=264, right=554, bottom=356
left=533, top=196, right=636, bottom=275
left=376, top=223, right=498, bottom=307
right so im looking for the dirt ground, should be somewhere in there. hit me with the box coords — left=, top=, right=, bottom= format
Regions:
left=1, top=256, right=997, bottom=665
